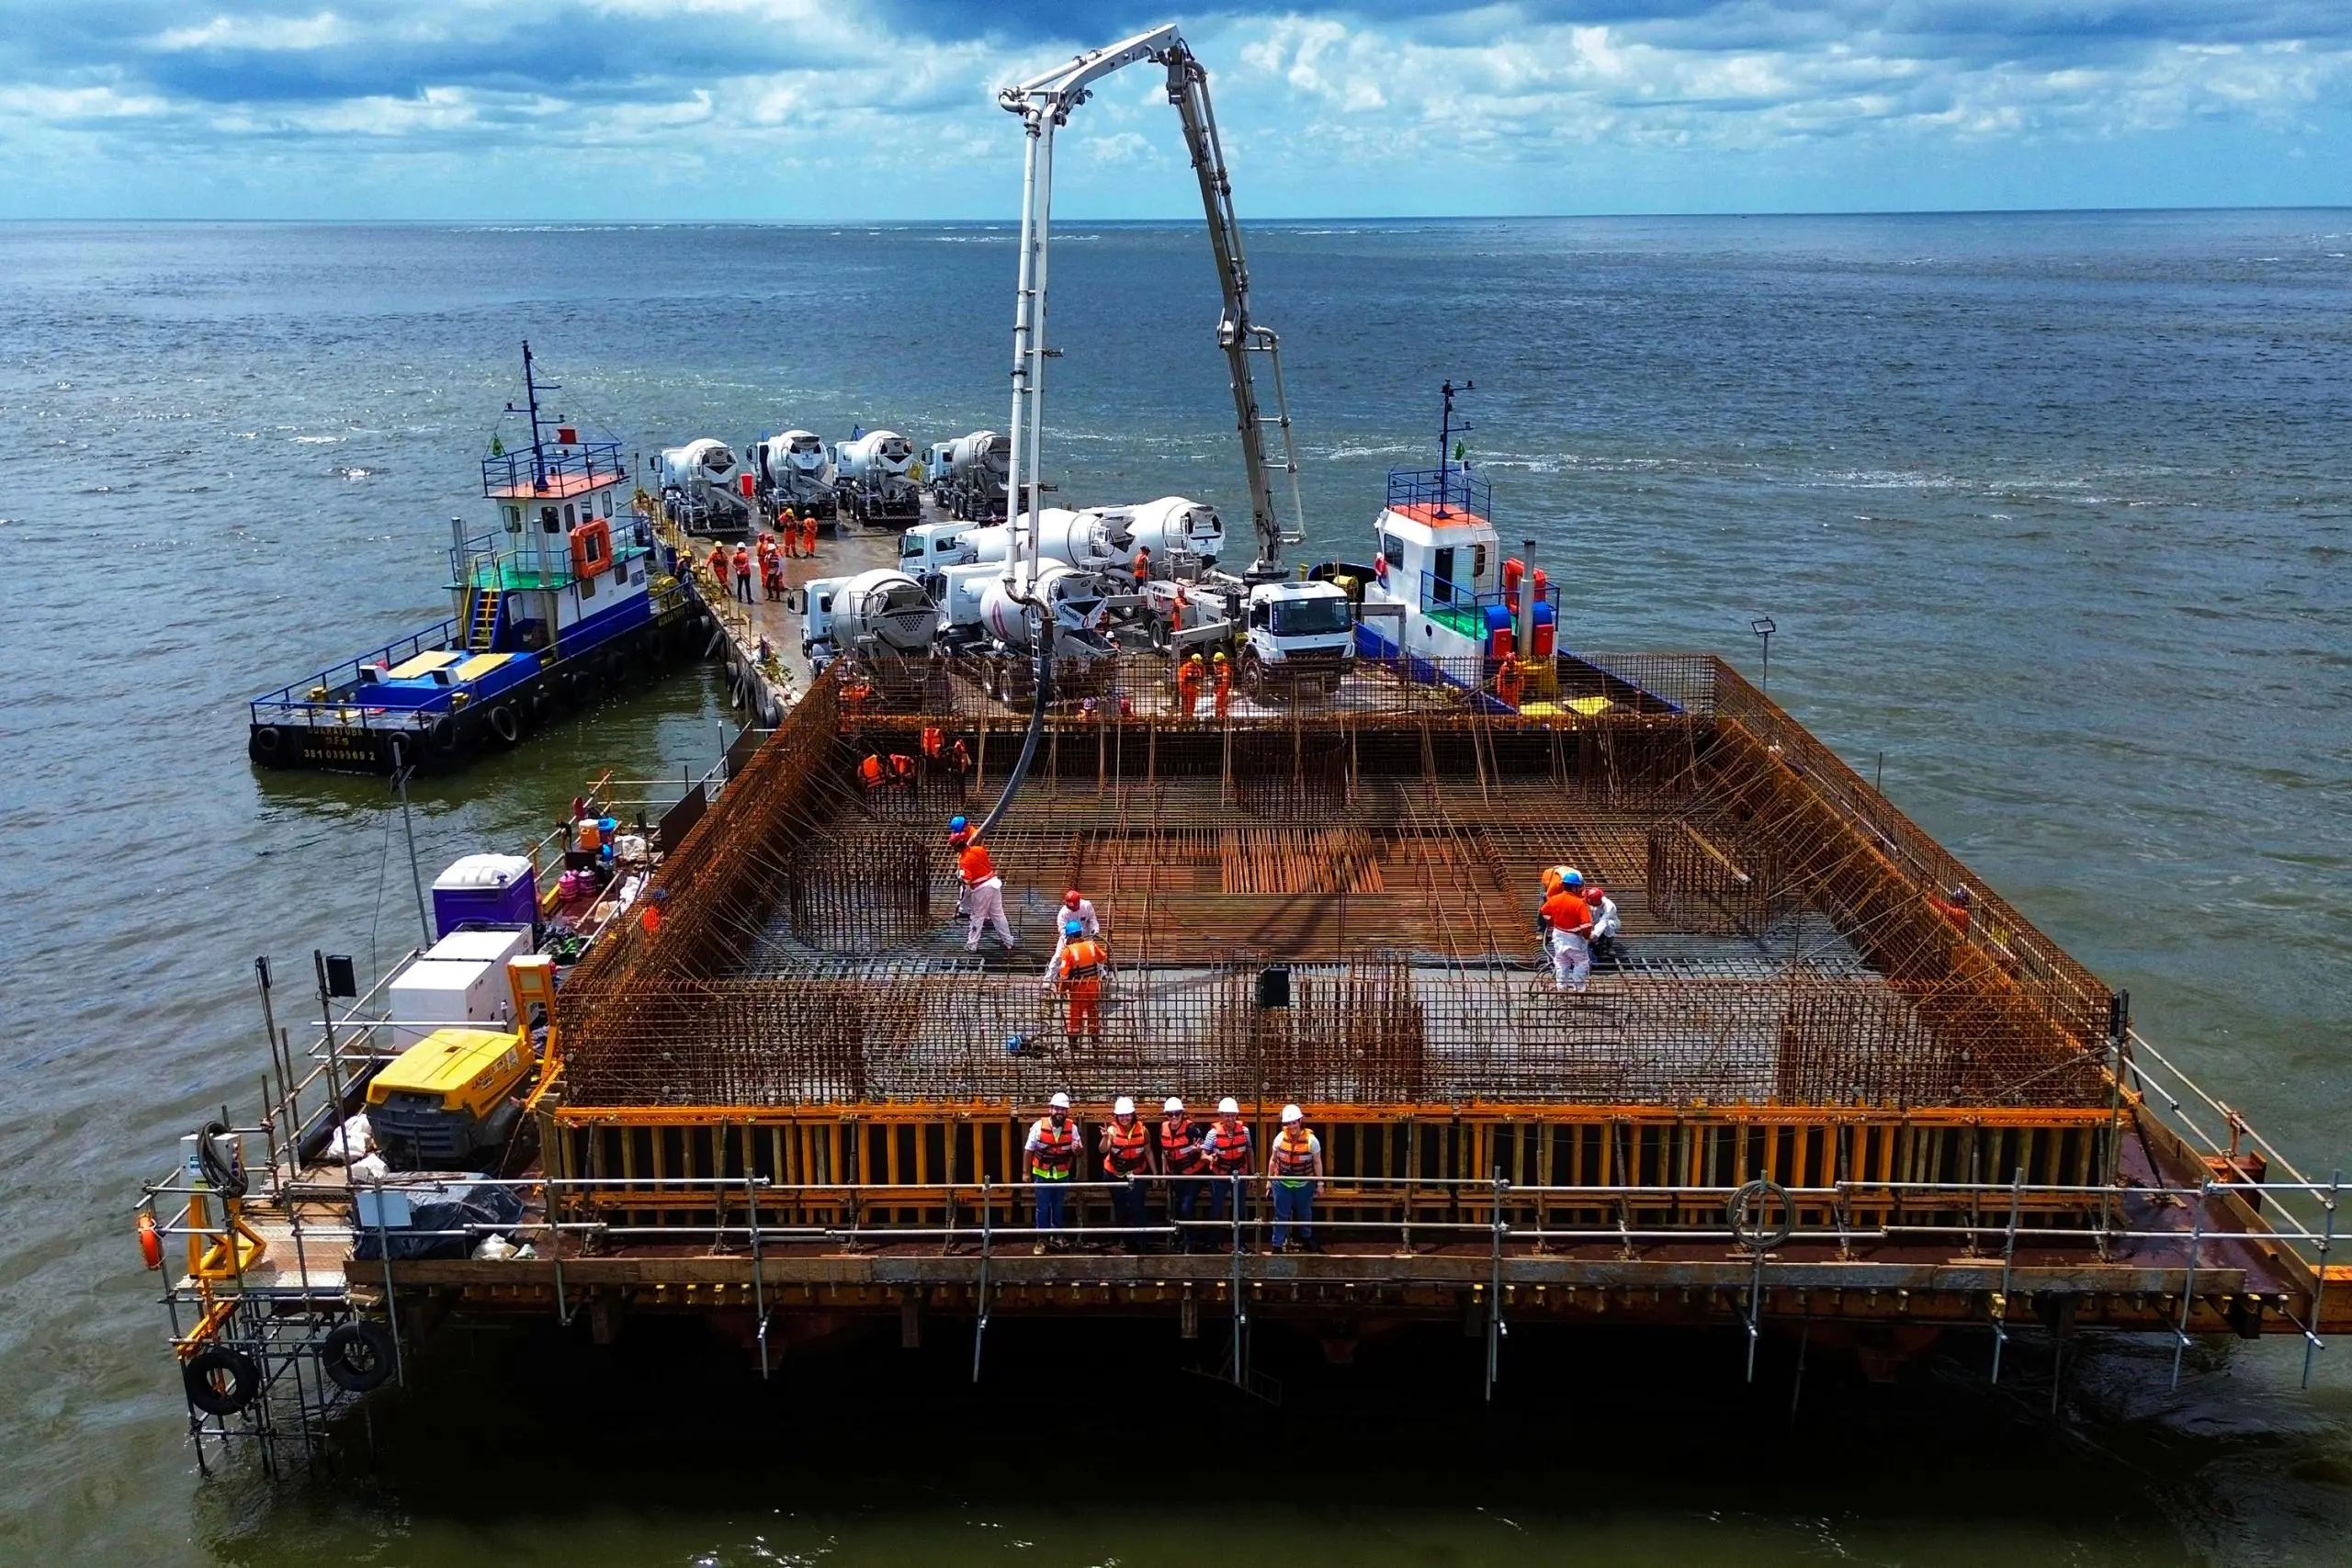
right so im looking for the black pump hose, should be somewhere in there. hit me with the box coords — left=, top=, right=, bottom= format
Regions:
left=974, top=603, right=1053, bottom=840
left=198, top=1120, right=250, bottom=1201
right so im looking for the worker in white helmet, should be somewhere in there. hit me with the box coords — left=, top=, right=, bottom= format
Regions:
left=1024, top=1091, right=1080, bottom=1252
left=1158, top=1094, right=1207, bottom=1247
left=1100, top=1095, right=1153, bottom=1250
left=1202, top=1095, right=1254, bottom=1232
left=1266, top=1104, right=1324, bottom=1252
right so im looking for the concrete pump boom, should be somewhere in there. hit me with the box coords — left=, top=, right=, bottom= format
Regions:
left=997, top=23, right=1306, bottom=583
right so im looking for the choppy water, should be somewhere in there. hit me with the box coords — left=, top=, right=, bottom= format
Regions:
left=1, top=213, right=2347, bottom=1564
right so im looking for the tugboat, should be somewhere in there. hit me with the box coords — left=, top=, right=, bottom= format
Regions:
left=248, top=344, right=697, bottom=773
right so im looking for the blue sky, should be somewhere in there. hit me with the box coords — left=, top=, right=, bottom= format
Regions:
left=2, top=2, right=2347, bottom=218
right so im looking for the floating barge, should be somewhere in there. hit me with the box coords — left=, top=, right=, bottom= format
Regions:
left=146, top=643, right=2347, bottom=1468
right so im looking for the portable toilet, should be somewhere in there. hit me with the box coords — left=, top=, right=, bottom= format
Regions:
left=432, top=854, right=537, bottom=939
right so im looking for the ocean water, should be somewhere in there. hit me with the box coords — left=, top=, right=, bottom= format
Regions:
left=0, top=212, right=2347, bottom=1564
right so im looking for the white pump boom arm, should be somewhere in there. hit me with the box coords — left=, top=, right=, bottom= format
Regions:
left=998, top=24, right=1306, bottom=582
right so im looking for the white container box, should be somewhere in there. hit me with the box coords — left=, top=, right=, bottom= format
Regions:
left=387, top=959, right=510, bottom=1049
left=424, top=928, right=533, bottom=969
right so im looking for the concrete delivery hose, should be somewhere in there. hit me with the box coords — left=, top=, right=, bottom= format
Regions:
left=974, top=600, right=1053, bottom=840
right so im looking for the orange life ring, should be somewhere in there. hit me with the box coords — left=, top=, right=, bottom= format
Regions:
left=571, top=517, right=613, bottom=580
left=138, top=1211, right=163, bottom=1270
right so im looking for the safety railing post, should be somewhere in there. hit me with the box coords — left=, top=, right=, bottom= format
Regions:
left=972, top=1179, right=991, bottom=1384
left=2306, top=1169, right=2340, bottom=1391
left=1485, top=1168, right=1508, bottom=1402
left=1991, top=1168, right=2022, bottom=1384
left=747, top=1174, right=769, bottom=1380
left=1228, top=1173, right=1247, bottom=1389
left=2171, top=1181, right=2210, bottom=1390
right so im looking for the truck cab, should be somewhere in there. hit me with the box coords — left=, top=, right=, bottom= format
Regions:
left=1239, top=579, right=1354, bottom=694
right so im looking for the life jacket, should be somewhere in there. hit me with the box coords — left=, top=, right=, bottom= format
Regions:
left=1272, top=1126, right=1317, bottom=1178
left=733, top=547, right=751, bottom=572
left=1159, top=1117, right=1204, bottom=1172
left=921, top=726, right=944, bottom=760
left=1204, top=1122, right=1252, bottom=1174
left=859, top=754, right=885, bottom=788
left=1059, top=938, right=1104, bottom=987
left=950, top=739, right=972, bottom=772
left=638, top=904, right=662, bottom=935
left=1029, top=1116, right=1077, bottom=1179
left=888, top=753, right=917, bottom=780
left=1102, top=1119, right=1149, bottom=1176
left=957, top=842, right=997, bottom=886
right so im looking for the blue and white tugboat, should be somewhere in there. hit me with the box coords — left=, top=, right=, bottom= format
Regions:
left=248, top=344, right=695, bottom=773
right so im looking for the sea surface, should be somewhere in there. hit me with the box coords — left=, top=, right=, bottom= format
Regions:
left=0, top=212, right=2347, bottom=1565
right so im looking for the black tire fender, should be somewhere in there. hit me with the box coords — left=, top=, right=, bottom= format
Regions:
left=429, top=714, right=459, bottom=753
left=488, top=704, right=521, bottom=745
left=184, top=1347, right=262, bottom=1416
left=250, top=726, right=285, bottom=761
left=319, top=1319, right=397, bottom=1393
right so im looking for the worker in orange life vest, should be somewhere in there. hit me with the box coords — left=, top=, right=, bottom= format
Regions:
left=1539, top=868, right=1594, bottom=992
left=777, top=507, right=800, bottom=558
left=1100, top=1095, right=1153, bottom=1247
left=1176, top=652, right=1204, bottom=718
left=1211, top=650, right=1232, bottom=720
left=887, top=753, right=918, bottom=790
left=706, top=541, right=728, bottom=592
left=1495, top=653, right=1525, bottom=710
left=1202, top=1095, right=1253, bottom=1228
left=1024, top=1091, right=1079, bottom=1252
left=1266, top=1104, right=1324, bottom=1251
left=799, top=511, right=819, bottom=558
left=952, top=827, right=1014, bottom=951
left=1158, top=1096, right=1207, bottom=1245
left=731, top=543, right=753, bottom=603
left=858, top=753, right=887, bottom=792
left=1129, top=544, right=1151, bottom=590
left=1055, top=919, right=1108, bottom=1043
left=921, top=726, right=945, bottom=763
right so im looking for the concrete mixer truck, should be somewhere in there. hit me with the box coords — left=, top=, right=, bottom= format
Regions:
left=922, top=431, right=1012, bottom=522
left=831, top=430, right=922, bottom=527
left=797, top=567, right=942, bottom=669
left=654, top=438, right=755, bottom=538
left=746, top=429, right=837, bottom=525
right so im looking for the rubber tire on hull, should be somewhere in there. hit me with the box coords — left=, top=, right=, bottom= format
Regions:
left=429, top=714, right=459, bottom=755
left=248, top=726, right=289, bottom=766
left=319, top=1319, right=397, bottom=1393
left=184, top=1348, right=262, bottom=1416
left=488, top=704, right=522, bottom=745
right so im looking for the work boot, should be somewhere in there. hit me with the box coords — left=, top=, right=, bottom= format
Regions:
left=1032, top=1241, right=1046, bottom=1256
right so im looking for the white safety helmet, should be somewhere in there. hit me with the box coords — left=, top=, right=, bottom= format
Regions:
left=1281, top=1104, right=1304, bottom=1124
left=1163, top=1096, right=1185, bottom=1113
left=1114, top=1096, right=1136, bottom=1117
left=1216, top=1096, right=1240, bottom=1115
left=1049, top=1091, right=1071, bottom=1110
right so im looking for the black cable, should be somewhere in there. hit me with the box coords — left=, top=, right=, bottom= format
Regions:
left=198, top=1120, right=250, bottom=1201
left=975, top=604, right=1054, bottom=840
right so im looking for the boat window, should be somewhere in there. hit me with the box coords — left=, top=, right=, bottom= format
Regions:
left=504, top=505, right=521, bottom=530
left=541, top=508, right=560, bottom=532
left=1381, top=536, right=1403, bottom=572
left=1432, top=547, right=1456, bottom=598
left=579, top=571, right=595, bottom=601
left=1472, top=544, right=1487, bottom=583
left=563, top=504, right=576, bottom=527
left=599, top=490, right=612, bottom=518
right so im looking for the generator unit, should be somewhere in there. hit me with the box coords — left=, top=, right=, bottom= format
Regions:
left=366, top=1027, right=533, bottom=1170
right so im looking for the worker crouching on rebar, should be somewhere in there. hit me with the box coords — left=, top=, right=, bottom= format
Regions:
left=1203, top=1096, right=1254, bottom=1234
left=1054, top=919, right=1108, bottom=1043
left=1026, top=1092, right=1080, bottom=1253
left=1586, top=879, right=1622, bottom=964
left=1267, top=1104, right=1324, bottom=1252
left=1100, top=1096, right=1154, bottom=1251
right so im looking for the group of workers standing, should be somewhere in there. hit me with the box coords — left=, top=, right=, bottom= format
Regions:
left=1171, top=649, right=1233, bottom=720
left=1536, top=864, right=1621, bottom=991
left=705, top=509, right=820, bottom=605
left=1023, top=1093, right=1326, bottom=1253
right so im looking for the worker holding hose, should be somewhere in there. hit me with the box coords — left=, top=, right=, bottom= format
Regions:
left=953, top=826, right=1015, bottom=952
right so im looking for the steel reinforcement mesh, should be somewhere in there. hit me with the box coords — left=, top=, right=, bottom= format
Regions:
left=556, top=654, right=2112, bottom=1111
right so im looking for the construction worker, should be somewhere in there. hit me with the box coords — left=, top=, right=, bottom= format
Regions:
left=888, top=752, right=918, bottom=790
left=953, top=827, right=1015, bottom=952
left=778, top=508, right=800, bottom=558
left=1176, top=652, right=1204, bottom=719
left=1928, top=884, right=1973, bottom=934
left=799, top=511, right=819, bottom=558
left=1211, top=650, right=1232, bottom=720
left=706, top=541, right=729, bottom=592
left=1054, top=918, right=1107, bottom=1043
left=1495, top=653, right=1525, bottom=710
left=921, top=725, right=945, bottom=765
left=1159, top=1095, right=1206, bottom=1245
left=949, top=737, right=973, bottom=784
left=1043, top=888, right=1102, bottom=986
left=1203, top=1096, right=1253, bottom=1229
left=1024, top=1092, right=1080, bottom=1252
left=1541, top=863, right=1573, bottom=898
left=731, top=542, right=753, bottom=603
left=1586, top=879, right=1622, bottom=963
left=1129, top=544, right=1151, bottom=588
left=1539, top=868, right=1594, bottom=992
left=1100, top=1095, right=1153, bottom=1247
left=1266, top=1104, right=1324, bottom=1252
left=858, top=753, right=888, bottom=793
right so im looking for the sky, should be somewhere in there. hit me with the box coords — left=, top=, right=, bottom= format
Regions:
left=1, top=1, right=2347, bottom=219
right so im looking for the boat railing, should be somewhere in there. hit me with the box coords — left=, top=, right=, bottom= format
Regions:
left=480, top=438, right=626, bottom=498
left=1386, top=464, right=1493, bottom=520
left=249, top=618, right=465, bottom=727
